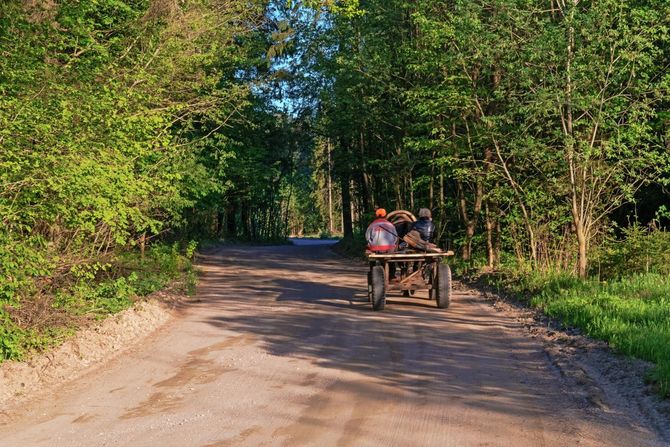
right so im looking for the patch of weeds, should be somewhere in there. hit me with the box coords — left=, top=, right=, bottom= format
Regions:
left=1, top=241, right=198, bottom=362
left=488, top=269, right=670, bottom=397
left=0, top=310, right=24, bottom=360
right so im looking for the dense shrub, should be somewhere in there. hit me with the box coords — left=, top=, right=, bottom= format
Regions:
left=0, top=243, right=196, bottom=361
left=596, top=226, right=670, bottom=279
left=487, top=267, right=670, bottom=397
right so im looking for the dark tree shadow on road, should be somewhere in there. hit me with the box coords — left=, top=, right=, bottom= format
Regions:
left=192, top=244, right=605, bottom=431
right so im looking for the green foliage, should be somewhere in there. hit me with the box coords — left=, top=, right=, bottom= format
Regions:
left=0, top=1, right=292, bottom=362
left=492, top=272, right=669, bottom=397
left=0, top=311, right=24, bottom=361
left=525, top=273, right=670, bottom=397
left=0, top=0, right=271, bottom=290
left=1, top=242, right=196, bottom=361
left=296, top=0, right=670, bottom=272
left=85, top=275, right=137, bottom=315
left=0, top=0, right=284, bottom=354
left=596, top=226, right=670, bottom=279
left=0, top=234, right=50, bottom=304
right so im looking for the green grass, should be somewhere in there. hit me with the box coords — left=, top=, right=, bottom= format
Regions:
left=491, top=270, right=670, bottom=396
left=0, top=242, right=197, bottom=362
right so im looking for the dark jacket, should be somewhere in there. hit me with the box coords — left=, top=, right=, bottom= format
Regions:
left=411, top=217, right=435, bottom=243
left=394, top=220, right=414, bottom=240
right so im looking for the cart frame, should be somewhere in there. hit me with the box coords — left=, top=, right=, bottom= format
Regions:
left=366, top=251, right=454, bottom=311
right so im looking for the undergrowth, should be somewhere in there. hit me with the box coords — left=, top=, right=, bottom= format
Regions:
left=479, top=227, right=670, bottom=396
left=487, top=269, right=670, bottom=397
left=0, top=242, right=197, bottom=362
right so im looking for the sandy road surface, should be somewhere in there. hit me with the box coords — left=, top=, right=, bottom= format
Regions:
left=0, top=242, right=666, bottom=446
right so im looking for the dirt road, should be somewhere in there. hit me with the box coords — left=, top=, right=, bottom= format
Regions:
left=1, top=242, right=666, bottom=446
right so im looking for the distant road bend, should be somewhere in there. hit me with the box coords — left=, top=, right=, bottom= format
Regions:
left=1, top=240, right=666, bottom=447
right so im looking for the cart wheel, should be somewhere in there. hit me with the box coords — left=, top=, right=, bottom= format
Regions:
left=367, top=270, right=372, bottom=302
left=427, top=268, right=436, bottom=300
left=371, top=265, right=386, bottom=311
left=436, top=264, right=452, bottom=309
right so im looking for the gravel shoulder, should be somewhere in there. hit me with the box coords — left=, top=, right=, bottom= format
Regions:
left=0, top=242, right=667, bottom=446
left=476, top=285, right=670, bottom=442
left=0, top=291, right=183, bottom=420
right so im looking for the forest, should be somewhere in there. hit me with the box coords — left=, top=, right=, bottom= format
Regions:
left=1, top=1, right=670, bottom=390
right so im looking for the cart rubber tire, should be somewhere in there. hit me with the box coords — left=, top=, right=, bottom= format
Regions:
left=428, top=268, right=436, bottom=300
left=371, top=265, right=386, bottom=311
left=367, top=270, right=372, bottom=302
left=436, top=264, right=452, bottom=309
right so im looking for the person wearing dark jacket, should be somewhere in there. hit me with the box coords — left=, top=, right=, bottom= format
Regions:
left=411, top=208, right=435, bottom=242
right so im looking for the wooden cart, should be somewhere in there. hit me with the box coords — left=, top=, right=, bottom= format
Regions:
left=366, top=250, right=454, bottom=311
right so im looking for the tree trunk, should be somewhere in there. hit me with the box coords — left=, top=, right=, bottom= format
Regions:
left=216, top=212, right=224, bottom=237
left=457, top=179, right=483, bottom=261
left=226, top=204, right=237, bottom=237
left=409, top=169, right=415, bottom=211
left=241, top=206, right=250, bottom=239
left=429, top=150, right=436, bottom=210
left=359, top=130, right=373, bottom=212
left=439, top=165, right=445, bottom=205
left=395, top=181, right=403, bottom=210
left=139, top=232, right=146, bottom=259
left=341, top=173, right=353, bottom=238
left=485, top=202, right=495, bottom=269
left=494, top=211, right=502, bottom=267
left=576, top=222, right=588, bottom=278
left=565, top=9, right=588, bottom=278
left=327, top=139, right=334, bottom=234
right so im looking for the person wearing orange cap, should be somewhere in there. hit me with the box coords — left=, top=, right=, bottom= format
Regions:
left=365, top=208, right=398, bottom=253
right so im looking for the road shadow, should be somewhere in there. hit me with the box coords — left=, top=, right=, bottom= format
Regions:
left=194, top=244, right=601, bottom=428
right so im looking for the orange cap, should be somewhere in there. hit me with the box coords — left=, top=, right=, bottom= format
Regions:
left=375, top=208, right=387, bottom=217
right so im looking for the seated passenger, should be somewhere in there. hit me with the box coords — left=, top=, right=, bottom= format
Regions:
left=411, top=208, right=435, bottom=243
left=365, top=208, right=398, bottom=253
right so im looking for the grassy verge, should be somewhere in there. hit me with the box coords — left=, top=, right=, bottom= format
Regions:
left=488, top=270, right=670, bottom=396
left=0, top=242, right=197, bottom=362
